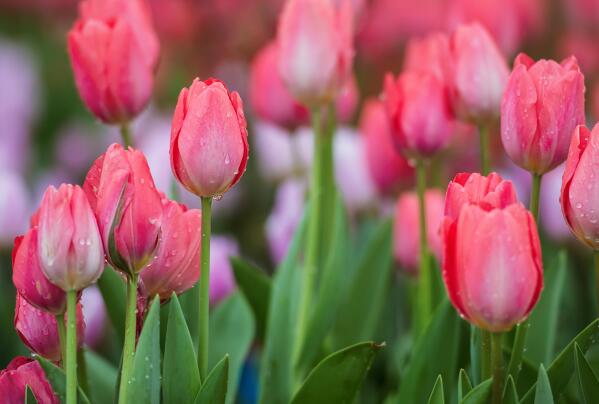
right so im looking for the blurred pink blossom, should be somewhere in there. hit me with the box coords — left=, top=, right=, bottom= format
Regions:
left=210, top=235, right=239, bottom=305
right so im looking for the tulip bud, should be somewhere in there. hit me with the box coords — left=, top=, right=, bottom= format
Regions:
left=210, top=236, right=239, bottom=305
left=36, top=184, right=104, bottom=292
left=12, top=228, right=66, bottom=314
left=501, top=53, right=585, bottom=175
left=394, top=190, right=444, bottom=274
left=84, top=143, right=163, bottom=276
left=14, top=293, right=84, bottom=362
left=360, top=99, right=413, bottom=194
left=447, top=23, right=509, bottom=121
left=384, top=71, right=454, bottom=158
left=0, top=357, right=58, bottom=403
left=277, top=0, right=354, bottom=106
left=170, top=78, right=249, bottom=198
left=67, top=0, right=159, bottom=124
left=442, top=172, right=543, bottom=332
left=140, top=197, right=201, bottom=300
left=560, top=125, right=599, bottom=249
left=335, top=75, right=359, bottom=123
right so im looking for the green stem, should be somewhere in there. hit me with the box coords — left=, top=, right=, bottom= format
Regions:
left=594, top=251, right=599, bottom=316
left=66, top=290, right=77, bottom=404
left=56, top=313, right=66, bottom=367
left=482, top=331, right=492, bottom=380
left=479, top=124, right=490, bottom=175
left=118, top=275, right=138, bottom=404
left=530, top=174, right=542, bottom=220
left=491, top=333, right=504, bottom=404
left=198, top=197, right=212, bottom=380
left=415, top=158, right=431, bottom=336
left=120, top=123, right=133, bottom=148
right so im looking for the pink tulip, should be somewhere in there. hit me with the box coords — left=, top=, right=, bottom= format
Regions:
left=12, top=227, right=66, bottom=314
left=36, top=184, right=104, bottom=291
left=0, top=357, right=58, bottom=404
left=84, top=143, right=163, bottom=276
left=170, top=78, right=249, bottom=198
left=442, top=172, right=543, bottom=332
left=447, top=23, right=509, bottom=121
left=560, top=125, right=599, bottom=249
left=384, top=71, right=454, bottom=158
left=14, top=293, right=84, bottom=362
left=67, top=0, right=159, bottom=124
left=360, top=99, right=413, bottom=194
left=277, top=0, right=354, bottom=106
left=335, top=74, right=359, bottom=123
left=393, top=190, right=444, bottom=274
left=404, top=32, right=451, bottom=83
left=501, top=53, right=585, bottom=175
left=140, top=197, right=201, bottom=300
left=209, top=236, right=239, bottom=305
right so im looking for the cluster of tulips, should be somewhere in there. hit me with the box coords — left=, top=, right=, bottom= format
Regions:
left=3, top=0, right=599, bottom=403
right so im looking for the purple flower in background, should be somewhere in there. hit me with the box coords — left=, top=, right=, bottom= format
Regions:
left=55, top=121, right=105, bottom=174
left=81, top=286, right=108, bottom=348
left=0, top=169, right=30, bottom=248
left=210, top=235, right=239, bottom=305
left=540, top=163, right=572, bottom=241
left=253, top=121, right=296, bottom=181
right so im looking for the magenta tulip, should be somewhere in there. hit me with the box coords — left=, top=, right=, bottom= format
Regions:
left=0, top=357, right=58, bottom=403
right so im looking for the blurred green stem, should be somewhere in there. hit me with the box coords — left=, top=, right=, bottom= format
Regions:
left=56, top=313, right=66, bottom=367
left=120, top=123, right=133, bottom=148
left=482, top=331, right=491, bottom=380
left=491, top=333, right=504, bottom=404
left=479, top=124, right=489, bottom=175
left=118, top=275, right=138, bottom=404
left=530, top=174, right=542, bottom=219
left=594, top=251, right=599, bottom=316
left=199, top=196, right=212, bottom=380
left=415, top=158, right=431, bottom=336
left=66, top=290, right=77, bottom=404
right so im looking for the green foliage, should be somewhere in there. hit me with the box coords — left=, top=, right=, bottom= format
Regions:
left=194, top=356, right=229, bottom=404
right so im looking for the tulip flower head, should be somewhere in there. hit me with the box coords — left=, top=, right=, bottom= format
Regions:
left=501, top=53, right=585, bottom=175
left=170, top=78, right=249, bottom=199
left=442, top=172, right=543, bottom=332
left=0, top=357, right=58, bottom=403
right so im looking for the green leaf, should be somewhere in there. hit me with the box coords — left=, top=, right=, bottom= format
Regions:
left=97, top=267, right=126, bottom=344
left=209, top=292, right=255, bottom=404
left=458, top=369, right=472, bottom=402
left=575, top=343, right=599, bottom=404
left=36, top=356, right=91, bottom=404
left=502, top=375, right=518, bottom=404
left=395, top=301, right=462, bottom=403
left=179, top=283, right=200, bottom=349
left=534, top=364, right=554, bottom=404
left=290, top=341, right=383, bottom=404
left=469, top=326, right=481, bottom=386
left=231, top=257, right=271, bottom=341
left=259, top=212, right=308, bottom=404
left=427, top=375, right=445, bottom=404
left=163, top=294, right=201, bottom=403
left=521, top=319, right=599, bottom=403
left=25, top=385, right=38, bottom=404
left=82, top=349, right=118, bottom=404
left=460, top=379, right=491, bottom=404
left=332, top=220, right=393, bottom=348
left=125, top=297, right=161, bottom=404
left=194, top=356, right=229, bottom=404
left=526, top=251, right=567, bottom=364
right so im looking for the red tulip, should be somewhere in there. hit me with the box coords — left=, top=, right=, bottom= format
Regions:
left=170, top=78, right=249, bottom=198
left=560, top=124, right=599, bottom=249
left=442, top=172, right=543, bottom=332
left=12, top=228, right=66, bottom=314
left=36, top=184, right=104, bottom=291
left=393, top=190, right=444, bottom=274
left=384, top=71, right=454, bottom=158
left=501, top=53, right=585, bottom=175
left=0, top=357, right=58, bottom=404
left=277, top=0, right=354, bottom=106
left=14, top=293, right=84, bottom=362
left=84, top=143, right=163, bottom=276
left=359, top=99, right=413, bottom=194
left=140, top=197, right=201, bottom=300
left=67, top=0, right=159, bottom=124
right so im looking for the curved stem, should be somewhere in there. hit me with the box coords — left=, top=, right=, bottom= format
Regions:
left=56, top=313, right=66, bottom=367
left=118, top=275, right=138, bottom=404
left=479, top=124, right=490, bottom=175
left=66, top=290, right=77, bottom=404
left=491, top=333, right=504, bottom=404
left=415, top=158, right=431, bottom=335
left=594, top=251, right=599, bottom=316
left=120, top=123, right=133, bottom=148
left=198, top=197, right=212, bottom=380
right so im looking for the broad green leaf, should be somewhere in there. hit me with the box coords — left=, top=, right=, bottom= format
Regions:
left=231, top=257, right=271, bottom=341
left=290, top=341, right=383, bottom=404
left=194, top=356, right=229, bottom=404
left=395, top=301, right=462, bottom=404
left=458, top=369, right=472, bottom=402
left=332, top=220, right=393, bottom=348
left=97, top=268, right=126, bottom=343
left=209, top=292, right=255, bottom=404
left=502, top=375, right=518, bottom=404
left=163, top=294, right=201, bottom=403
left=427, top=375, right=445, bottom=404
left=25, top=385, right=38, bottom=404
left=521, top=319, right=599, bottom=403
left=258, top=211, right=308, bottom=404
left=575, top=343, right=599, bottom=404
left=125, top=297, right=161, bottom=404
left=82, top=349, right=117, bottom=404
left=534, top=364, right=554, bottom=404
left=36, top=356, right=91, bottom=404
left=526, top=251, right=567, bottom=364
left=179, top=283, right=200, bottom=349
left=460, top=379, right=491, bottom=404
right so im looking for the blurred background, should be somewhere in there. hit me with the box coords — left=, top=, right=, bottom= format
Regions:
left=2, top=0, right=599, bottom=401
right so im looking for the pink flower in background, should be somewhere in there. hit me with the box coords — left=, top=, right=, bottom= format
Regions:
left=393, top=190, right=444, bottom=274
left=335, top=74, right=359, bottom=123
left=81, top=286, right=108, bottom=348
left=210, top=235, right=239, bottom=305
left=0, top=169, right=29, bottom=248
left=0, top=357, right=58, bottom=404
left=558, top=30, right=599, bottom=76
left=253, top=121, right=297, bottom=181
left=403, top=32, right=451, bottom=82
